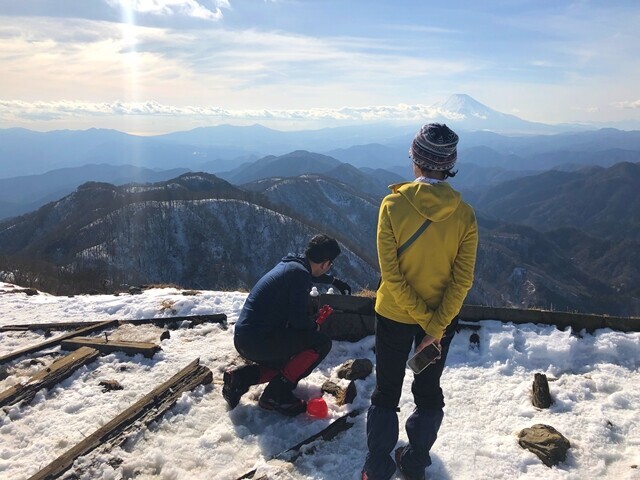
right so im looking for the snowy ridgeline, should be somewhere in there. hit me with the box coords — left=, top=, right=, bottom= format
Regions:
left=0, top=282, right=639, bottom=480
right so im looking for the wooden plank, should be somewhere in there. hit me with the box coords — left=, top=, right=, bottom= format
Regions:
left=121, top=313, right=227, bottom=328
left=28, top=358, right=212, bottom=480
left=0, top=320, right=117, bottom=365
left=0, top=314, right=227, bottom=332
left=235, top=410, right=361, bottom=480
left=61, top=337, right=160, bottom=358
left=459, top=305, right=640, bottom=333
left=0, top=347, right=100, bottom=408
left=0, top=321, right=104, bottom=332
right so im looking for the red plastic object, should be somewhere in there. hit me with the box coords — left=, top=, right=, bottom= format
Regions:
left=306, top=397, right=328, bottom=418
left=315, top=304, right=334, bottom=325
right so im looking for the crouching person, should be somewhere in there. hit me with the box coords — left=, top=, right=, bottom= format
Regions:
left=223, top=234, right=352, bottom=416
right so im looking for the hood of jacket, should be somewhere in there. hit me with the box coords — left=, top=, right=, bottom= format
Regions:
left=281, top=253, right=311, bottom=270
left=389, top=181, right=461, bottom=222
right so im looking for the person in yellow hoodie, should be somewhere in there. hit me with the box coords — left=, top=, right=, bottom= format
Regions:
left=362, top=123, right=478, bottom=480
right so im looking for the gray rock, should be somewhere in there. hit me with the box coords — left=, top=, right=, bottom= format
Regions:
left=337, top=359, right=373, bottom=380
left=518, top=424, right=571, bottom=467
left=321, top=380, right=357, bottom=405
left=532, top=372, right=553, bottom=408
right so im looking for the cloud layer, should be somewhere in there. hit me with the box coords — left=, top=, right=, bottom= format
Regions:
left=0, top=99, right=464, bottom=123
left=0, top=0, right=639, bottom=132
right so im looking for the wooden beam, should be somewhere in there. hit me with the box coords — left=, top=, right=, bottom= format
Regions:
left=0, top=314, right=228, bottom=332
left=0, top=347, right=100, bottom=408
left=235, top=410, right=361, bottom=480
left=28, top=358, right=212, bottom=480
left=121, top=313, right=227, bottom=328
left=0, top=320, right=117, bottom=365
left=61, top=337, right=160, bottom=358
left=0, top=321, right=104, bottom=332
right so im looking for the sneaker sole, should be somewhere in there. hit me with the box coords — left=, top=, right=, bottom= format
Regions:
left=222, top=371, right=241, bottom=409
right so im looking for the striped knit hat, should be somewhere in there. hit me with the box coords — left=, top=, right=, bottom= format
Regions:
left=409, top=123, right=459, bottom=171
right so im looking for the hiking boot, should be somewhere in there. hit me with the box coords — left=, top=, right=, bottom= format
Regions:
left=222, top=365, right=258, bottom=410
left=395, top=447, right=425, bottom=480
left=258, top=394, right=307, bottom=416
left=258, top=375, right=306, bottom=416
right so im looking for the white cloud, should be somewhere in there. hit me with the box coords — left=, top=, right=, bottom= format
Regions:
left=104, top=0, right=228, bottom=21
left=0, top=99, right=446, bottom=123
left=571, top=106, right=600, bottom=113
left=617, top=100, right=640, bottom=110
left=0, top=16, right=479, bottom=115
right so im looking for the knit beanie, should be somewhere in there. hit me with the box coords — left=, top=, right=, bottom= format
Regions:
left=409, top=123, right=459, bottom=171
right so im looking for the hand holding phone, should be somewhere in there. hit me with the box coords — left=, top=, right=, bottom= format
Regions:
left=407, top=343, right=442, bottom=374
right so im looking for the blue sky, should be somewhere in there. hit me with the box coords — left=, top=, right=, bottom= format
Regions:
left=1, top=0, right=639, bottom=134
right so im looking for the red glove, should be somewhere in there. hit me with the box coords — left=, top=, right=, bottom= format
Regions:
left=315, top=305, right=334, bottom=325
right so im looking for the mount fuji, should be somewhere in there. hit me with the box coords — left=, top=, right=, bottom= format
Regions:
left=429, top=94, right=567, bottom=134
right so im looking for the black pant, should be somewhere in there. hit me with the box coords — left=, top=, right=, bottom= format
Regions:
left=364, top=313, right=458, bottom=479
left=235, top=328, right=331, bottom=384
left=371, top=313, right=458, bottom=410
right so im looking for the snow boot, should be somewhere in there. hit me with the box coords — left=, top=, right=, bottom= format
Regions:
left=222, top=364, right=259, bottom=410
left=258, top=375, right=306, bottom=416
left=395, top=446, right=425, bottom=480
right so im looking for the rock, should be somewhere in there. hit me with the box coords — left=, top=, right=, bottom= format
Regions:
left=337, top=359, right=373, bottom=380
left=99, top=380, right=124, bottom=392
left=532, top=373, right=553, bottom=408
left=321, top=380, right=357, bottom=405
left=469, top=332, right=480, bottom=350
left=160, top=330, right=171, bottom=341
left=518, top=424, right=571, bottom=467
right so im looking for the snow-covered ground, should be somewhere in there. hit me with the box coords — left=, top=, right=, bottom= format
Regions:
left=0, top=281, right=639, bottom=480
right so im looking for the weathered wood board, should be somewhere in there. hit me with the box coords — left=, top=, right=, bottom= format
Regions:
left=27, top=358, right=212, bottom=480
left=60, top=337, right=160, bottom=358
left=0, top=320, right=117, bottom=365
left=0, top=347, right=100, bottom=407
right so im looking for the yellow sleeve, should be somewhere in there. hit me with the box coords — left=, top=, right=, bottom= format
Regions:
left=377, top=199, right=434, bottom=331
left=426, top=212, right=478, bottom=337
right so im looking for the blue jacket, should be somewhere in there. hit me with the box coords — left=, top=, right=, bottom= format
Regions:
left=235, top=254, right=333, bottom=336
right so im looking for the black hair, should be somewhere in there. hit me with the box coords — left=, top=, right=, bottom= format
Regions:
left=418, top=166, right=458, bottom=179
left=305, top=234, right=341, bottom=263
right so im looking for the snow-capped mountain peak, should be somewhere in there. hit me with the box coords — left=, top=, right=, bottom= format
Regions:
left=431, top=94, right=499, bottom=120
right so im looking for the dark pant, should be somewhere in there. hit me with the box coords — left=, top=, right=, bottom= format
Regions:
left=235, top=328, right=332, bottom=386
left=363, top=314, right=458, bottom=480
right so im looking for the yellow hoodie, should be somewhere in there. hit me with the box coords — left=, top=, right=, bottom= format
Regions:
left=375, top=181, right=478, bottom=339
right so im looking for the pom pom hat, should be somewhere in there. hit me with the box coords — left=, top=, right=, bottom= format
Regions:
left=409, top=123, right=459, bottom=171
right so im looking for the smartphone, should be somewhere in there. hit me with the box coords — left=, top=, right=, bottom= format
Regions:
left=407, top=343, right=442, bottom=374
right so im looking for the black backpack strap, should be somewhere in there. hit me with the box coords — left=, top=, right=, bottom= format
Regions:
left=378, top=218, right=432, bottom=289
left=397, top=218, right=432, bottom=257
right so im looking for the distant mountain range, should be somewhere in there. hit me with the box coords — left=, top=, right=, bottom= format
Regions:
left=0, top=164, right=189, bottom=220
left=3, top=122, right=640, bottom=221
left=3, top=94, right=640, bottom=181
left=1, top=95, right=639, bottom=314
left=1, top=161, right=638, bottom=315
left=0, top=173, right=379, bottom=292
left=470, top=162, right=640, bottom=242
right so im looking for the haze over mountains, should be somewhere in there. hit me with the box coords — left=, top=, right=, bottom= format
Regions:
left=4, top=94, right=639, bottom=179
left=0, top=94, right=639, bottom=316
left=2, top=95, right=640, bottom=221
